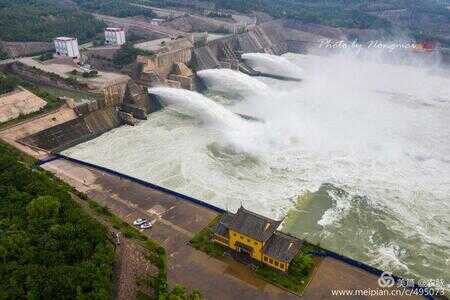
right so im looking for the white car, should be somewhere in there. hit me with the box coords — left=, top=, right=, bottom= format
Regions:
left=133, top=218, right=148, bottom=226
left=140, top=222, right=153, bottom=230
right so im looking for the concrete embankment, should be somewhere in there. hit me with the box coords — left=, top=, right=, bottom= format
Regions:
left=193, top=22, right=289, bottom=72
left=20, top=107, right=122, bottom=152
left=16, top=80, right=159, bottom=153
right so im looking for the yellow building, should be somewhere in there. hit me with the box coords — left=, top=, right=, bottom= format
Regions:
left=212, top=206, right=303, bottom=272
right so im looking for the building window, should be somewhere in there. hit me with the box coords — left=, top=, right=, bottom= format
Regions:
left=263, top=256, right=268, bottom=262
left=254, top=241, right=258, bottom=245
left=275, top=261, right=279, bottom=266
left=240, top=235, right=243, bottom=239
left=233, top=233, right=236, bottom=236
left=269, top=258, right=273, bottom=264
left=280, top=263, right=284, bottom=269
left=247, top=239, right=250, bottom=243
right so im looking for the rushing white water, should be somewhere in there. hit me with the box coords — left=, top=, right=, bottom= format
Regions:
left=149, top=87, right=244, bottom=129
left=149, top=87, right=264, bottom=153
left=65, top=52, right=450, bottom=292
left=197, top=69, right=270, bottom=98
left=242, top=52, right=303, bottom=78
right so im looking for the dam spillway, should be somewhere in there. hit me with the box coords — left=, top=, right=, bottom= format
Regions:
left=63, top=52, right=450, bottom=293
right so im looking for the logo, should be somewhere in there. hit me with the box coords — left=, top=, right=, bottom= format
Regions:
left=378, top=272, right=395, bottom=288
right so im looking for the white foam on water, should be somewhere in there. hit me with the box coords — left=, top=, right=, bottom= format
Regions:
left=371, top=243, right=409, bottom=273
left=317, top=189, right=352, bottom=227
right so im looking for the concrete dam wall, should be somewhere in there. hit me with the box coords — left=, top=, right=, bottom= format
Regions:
left=17, top=23, right=292, bottom=153
left=19, top=107, right=122, bottom=152
left=18, top=80, right=158, bottom=153
left=194, top=46, right=220, bottom=70
left=193, top=23, right=289, bottom=71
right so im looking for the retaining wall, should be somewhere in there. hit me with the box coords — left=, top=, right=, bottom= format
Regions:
left=194, top=46, right=220, bottom=70
left=21, top=107, right=122, bottom=152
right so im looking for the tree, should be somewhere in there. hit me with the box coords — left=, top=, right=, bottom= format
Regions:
left=0, top=0, right=105, bottom=43
left=113, top=42, right=140, bottom=67
left=0, top=74, right=19, bottom=94
left=289, top=254, right=314, bottom=277
left=27, top=196, right=61, bottom=221
left=0, top=142, right=115, bottom=299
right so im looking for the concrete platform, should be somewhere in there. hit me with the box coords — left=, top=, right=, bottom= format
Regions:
left=0, top=104, right=77, bottom=158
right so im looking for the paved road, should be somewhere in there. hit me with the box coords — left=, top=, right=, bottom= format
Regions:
left=94, top=14, right=184, bottom=38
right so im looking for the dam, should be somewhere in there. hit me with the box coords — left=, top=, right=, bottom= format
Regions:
left=3, top=19, right=449, bottom=295
left=61, top=52, right=450, bottom=293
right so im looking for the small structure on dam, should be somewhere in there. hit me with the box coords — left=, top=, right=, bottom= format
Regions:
left=105, top=27, right=126, bottom=46
left=54, top=37, right=80, bottom=60
left=212, top=206, right=302, bottom=272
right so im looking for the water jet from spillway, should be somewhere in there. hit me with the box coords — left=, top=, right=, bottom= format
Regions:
left=148, top=87, right=249, bottom=130
left=197, top=69, right=270, bottom=98
left=242, top=53, right=303, bottom=78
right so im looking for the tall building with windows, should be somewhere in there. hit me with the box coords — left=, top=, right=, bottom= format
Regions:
left=54, top=37, right=80, bottom=59
left=213, top=206, right=303, bottom=272
left=105, top=27, right=126, bottom=46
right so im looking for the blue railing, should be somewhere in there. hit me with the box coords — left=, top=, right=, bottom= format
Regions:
left=38, top=154, right=226, bottom=214
left=312, top=248, right=435, bottom=299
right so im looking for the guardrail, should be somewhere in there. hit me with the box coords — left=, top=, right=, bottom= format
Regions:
left=312, top=246, right=436, bottom=299
left=38, top=153, right=226, bottom=214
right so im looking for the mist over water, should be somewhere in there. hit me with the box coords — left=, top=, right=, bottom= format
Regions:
left=197, top=69, right=270, bottom=98
left=64, top=52, right=450, bottom=291
left=242, top=52, right=303, bottom=78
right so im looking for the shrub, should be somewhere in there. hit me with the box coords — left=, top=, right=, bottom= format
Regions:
left=38, top=52, right=53, bottom=61
left=0, top=74, right=19, bottom=94
left=289, top=254, right=314, bottom=278
left=190, top=216, right=225, bottom=257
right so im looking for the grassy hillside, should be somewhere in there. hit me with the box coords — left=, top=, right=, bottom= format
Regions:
left=0, top=143, right=115, bottom=299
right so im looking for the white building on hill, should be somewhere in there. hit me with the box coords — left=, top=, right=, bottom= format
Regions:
left=105, top=28, right=126, bottom=46
left=54, top=37, right=80, bottom=59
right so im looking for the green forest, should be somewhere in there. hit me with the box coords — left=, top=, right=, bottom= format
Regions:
left=0, top=143, right=115, bottom=299
left=74, top=0, right=156, bottom=18
left=146, top=0, right=449, bottom=45
left=0, top=0, right=155, bottom=42
left=0, top=0, right=104, bottom=42
left=0, top=74, right=18, bottom=95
